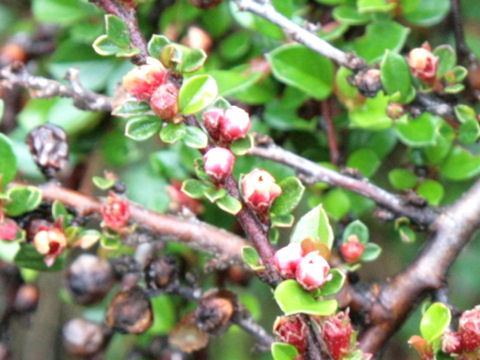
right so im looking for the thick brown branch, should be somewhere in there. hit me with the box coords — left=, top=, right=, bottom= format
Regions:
left=249, top=143, right=439, bottom=226
left=17, top=182, right=248, bottom=265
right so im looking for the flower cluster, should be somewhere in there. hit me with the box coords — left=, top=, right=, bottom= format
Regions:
left=273, top=243, right=331, bottom=291
left=122, top=57, right=179, bottom=121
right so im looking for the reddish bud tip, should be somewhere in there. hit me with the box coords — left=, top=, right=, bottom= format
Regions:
left=203, top=107, right=225, bottom=141
left=101, top=192, right=130, bottom=232
left=295, top=251, right=331, bottom=291
left=441, top=331, right=462, bottom=354
left=273, top=315, right=308, bottom=355
left=203, top=147, right=235, bottom=182
left=322, top=311, right=353, bottom=360
left=273, top=243, right=303, bottom=279
left=150, top=83, right=179, bottom=121
left=241, top=169, right=282, bottom=214
left=122, top=57, right=167, bottom=101
left=407, top=47, right=438, bottom=83
left=33, top=226, right=67, bottom=267
left=0, top=219, right=18, bottom=242
left=220, top=106, right=251, bottom=143
left=340, top=236, right=365, bottom=264
left=459, top=305, right=480, bottom=352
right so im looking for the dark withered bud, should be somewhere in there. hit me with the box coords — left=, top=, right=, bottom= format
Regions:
left=194, top=289, right=236, bottom=335
left=188, top=0, right=223, bottom=9
left=26, top=123, right=69, bottom=178
left=63, top=318, right=107, bottom=357
left=106, top=286, right=153, bottom=334
left=145, top=256, right=177, bottom=290
left=65, top=254, right=115, bottom=305
left=13, top=283, right=39, bottom=313
left=110, top=255, right=140, bottom=279
left=349, top=68, right=382, bottom=98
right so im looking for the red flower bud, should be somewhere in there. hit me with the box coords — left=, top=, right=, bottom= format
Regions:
left=340, top=236, right=365, bottom=264
left=219, top=106, right=251, bottom=143
left=273, top=315, right=308, bottom=355
left=203, top=147, right=235, bottom=182
left=407, top=46, right=438, bottom=83
left=122, top=57, right=167, bottom=101
left=33, top=226, right=67, bottom=267
left=322, top=311, right=353, bottom=360
left=203, top=107, right=224, bottom=141
left=459, top=305, right=480, bottom=352
left=150, top=83, right=179, bottom=121
left=441, top=331, right=462, bottom=354
left=273, top=243, right=303, bottom=279
left=0, top=218, right=18, bottom=242
left=101, top=192, right=130, bottom=232
left=241, top=169, right=282, bottom=214
left=295, top=251, right=331, bottom=291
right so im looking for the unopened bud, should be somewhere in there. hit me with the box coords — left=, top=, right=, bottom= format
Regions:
left=122, top=57, right=167, bottom=100
left=219, top=106, right=251, bottom=143
left=145, top=255, right=177, bottom=290
left=63, top=318, right=106, bottom=357
left=150, top=83, right=179, bottom=121
left=273, top=315, right=308, bottom=354
left=241, top=169, right=282, bottom=214
left=182, top=26, right=212, bottom=53
left=0, top=218, right=18, bottom=242
left=407, top=46, right=438, bottom=83
left=322, top=311, right=353, bottom=360
left=340, top=236, right=365, bottom=264
left=101, top=192, right=130, bottom=232
left=203, top=107, right=224, bottom=141
left=459, top=305, right=480, bottom=352
left=441, top=331, right=462, bottom=354
left=203, top=147, right=235, bottom=182
left=295, top=251, right=331, bottom=291
left=273, top=243, right=303, bottom=279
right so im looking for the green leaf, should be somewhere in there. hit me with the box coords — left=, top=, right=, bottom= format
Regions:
left=160, top=123, right=187, bottom=144
left=0, top=100, right=4, bottom=119
left=420, top=302, right=451, bottom=342
left=181, top=179, right=210, bottom=199
left=459, top=120, right=480, bottom=144
left=100, top=235, right=121, bottom=249
left=323, top=188, right=351, bottom=221
left=209, top=69, right=263, bottom=97
left=357, top=0, right=396, bottom=13
left=105, top=14, right=130, bottom=48
left=113, top=101, right=151, bottom=118
left=216, top=195, right=242, bottom=215
left=184, top=126, right=208, bottom=149
left=343, top=220, right=369, bottom=244
left=395, top=113, right=440, bottom=147
left=398, top=224, right=416, bottom=243
left=14, top=244, right=65, bottom=272
left=179, top=75, right=218, bottom=115
left=318, top=269, right=346, bottom=296
left=271, top=342, right=299, bottom=360
left=440, top=146, right=480, bottom=181
left=388, top=168, right=418, bottom=190
left=267, top=44, right=334, bottom=100
left=274, top=280, right=338, bottom=316
left=148, top=34, right=170, bottom=59
left=5, top=186, right=42, bottom=216
left=242, top=246, right=265, bottom=271
left=381, top=51, right=412, bottom=103
left=346, top=148, right=380, bottom=177
left=147, top=295, right=176, bottom=335
left=454, top=105, right=476, bottom=124
left=417, top=180, right=444, bottom=206
left=401, top=0, right=450, bottom=26
left=204, top=188, right=227, bottom=203
left=434, top=45, right=456, bottom=77
left=161, top=44, right=207, bottom=73
left=349, top=91, right=392, bottom=130
left=271, top=214, right=295, bottom=228
left=0, top=133, right=17, bottom=188
left=219, top=32, right=252, bottom=61
left=230, top=135, right=254, bottom=156
left=92, top=34, right=120, bottom=56
left=92, top=176, right=115, bottom=190
left=52, top=200, right=71, bottom=222
left=32, top=0, right=97, bottom=25
left=290, top=205, right=334, bottom=249
left=125, top=116, right=162, bottom=141
left=353, top=21, right=409, bottom=63
left=333, top=5, right=371, bottom=25
left=271, top=177, right=305, bottom=216
left=360, top=242, right=382, bottom=261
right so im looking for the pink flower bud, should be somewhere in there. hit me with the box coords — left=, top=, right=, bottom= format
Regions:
left=150, top=83, right=179, bottom=121
left=219, top=106, right=251, bottom=143
left=273, top=243, right=303, bottom=279
left=33, top=226, right=67, bottom=267
left=340, top=236, right=365, bottom=264
left=407, top=47, right=438, bottom=83
left=322, top=311, right=353, bottom=360
left=203, top=147, right=235, bottom=182
left=181, top=26, right=212, bottom=53
left=441, top=331, right=462, bottom=354
left=273, top=315, right=308, bottom=355
left=101, top=192, right=130, bottom=232
left=459, top=305, right=480, bottom=352
left=0, top=219, right=18, bottom=241
left=122, top=57, right=167, bottom=101
left=241, top=169, right=282, bottom=214
left=295, top=251, right=331, bottom=291
left=203, top=107, right=225, bottom=141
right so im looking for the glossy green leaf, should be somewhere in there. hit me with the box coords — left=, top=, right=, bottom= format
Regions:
left=32, top=0, right=97, bottom=25
left=179, top=75, right=218, bottom=115
left=216, top=195, right=242, bottom=215
left=52, top=200, right=71, bottom=222
left=219, top=32, right=252, bottom=61
left=113, top=100, right=151, bottom=118
left=160, top=123, right=187, bottom=144
left=183, top=126, right=208, bottom=149
left=105, top=15, right=130, bottom=48
left=290, top=205, right=334, bottom=249
left=346, top=148, right=380, bottom=177
left=440, top=146, right=480, bottom=181
left=148, top=34, right=170, bottom=59
left=459, top=120, right=480, bottom=144
left=349, top=92, right=392, bottom=130
left=395, top=113, right=440, bottom=147
left=271, top=214, right=295, bottom=228
left=125, top=116, right=162, bottom=141
left=267, top=44, right=334, bottom=100
left=388, top=168, right=418, bottom=190
left=417, top=180, right=444, bottom=206
left=381, top=51, right=412, bottom=102
left=343, top=220, right=369, bottom=244
left=454, top=104, right=476, bottom=124
left=398, top=224, right=416, bottom=243
left=92, top=176, right=115, bottom=190
left=274, top=280, right=338, bottom=316
left=271, top=177, right=305, bottom=216
left=323, top=188, right=351, bottom=221
left=401, top=0, right=450, bottom=26
left=271, top=342, right=298, bottom=360
left=242, top=246, right=265, bottom=271
left=333, top=5, right=371, bottom=25
left=181, top=179, right=210, bottom=199
left=147, top=295, right=176, bottom=335
left=357, top=0, right=396, bottom=13
left=420, top=302, right=451, bottom=342
left=5, top=186, right=42, bottom=216
left=0, top=133, right=17, bottom=188
left=318, top=269, right=346, bottom=296
left=204, top=188, right=227, bottom=203
left=14, top=244, right=65, bottom=272
left=360, top=242, right=382, bottom=261
left=230, top=135, right=254, bottom=156
left=434, top=45, right=456, bottom=77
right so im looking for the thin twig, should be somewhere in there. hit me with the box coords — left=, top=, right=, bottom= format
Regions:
left=450, top=0, right=471, bottom=64
left=321, top=99, right=340, bottom=165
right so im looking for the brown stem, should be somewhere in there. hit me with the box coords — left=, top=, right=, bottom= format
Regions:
left=321, top=100, right=340, bottom=165
left=450, top=0, right=471, bottom=64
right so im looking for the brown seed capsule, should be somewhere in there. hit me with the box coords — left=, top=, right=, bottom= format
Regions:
left=188, top=0, right=223, bottom=10
left=145, top=256, right=177, bottom=290
left=63, top=318, right=106, bottom=357
left=194, top=289, right=236, bottom=335
left=349, top=68, right=382, bottom=98
left=65, top=254, right=115, bottom=305
left=106, top=286, right=153, bottom=334
left=26, top=123, right=69, bottom=178
left=13, top=283, right=39, bottom=313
